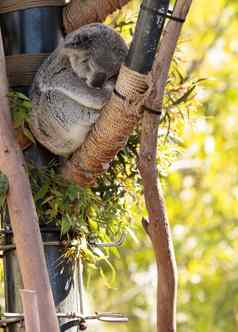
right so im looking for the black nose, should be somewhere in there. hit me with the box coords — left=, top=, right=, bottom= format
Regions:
left=90, top=72, right=107, bottom=88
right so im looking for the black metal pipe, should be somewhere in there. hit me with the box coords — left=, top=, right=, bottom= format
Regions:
left=0, top=6, right=79, bottom=332
left=126, top=0, right=170, bottom=74
left=60, top=321, right=87, bottom=332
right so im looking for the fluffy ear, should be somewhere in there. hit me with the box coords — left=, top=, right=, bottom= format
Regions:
left=64, top=31, right=92, bottom=49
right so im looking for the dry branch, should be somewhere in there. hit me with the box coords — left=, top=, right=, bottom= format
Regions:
left=139, top=111, right=178, bottom=332
left=0, top=31, right=59, bottom=332
left=63, top=0, right=130, bottom=33
left=139, top=1, right=193, bottom=332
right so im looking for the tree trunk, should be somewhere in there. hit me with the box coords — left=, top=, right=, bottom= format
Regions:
left=139, top=1, right=193, bottom=331
left=139, top=113, right=177, bottom=332
left=63, top=0, right=130, bottom=33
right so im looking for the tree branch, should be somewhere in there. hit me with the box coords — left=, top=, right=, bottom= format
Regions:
left=139, top=1, right=193, bottom=332
left=0, top=30, right=59, bottom=332
left=63, top=0, right=130, bottom=33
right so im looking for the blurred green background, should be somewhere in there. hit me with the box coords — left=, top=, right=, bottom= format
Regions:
left=91, top=1, right=238, bottom=331
left=1, top=0, right=238, bottom=331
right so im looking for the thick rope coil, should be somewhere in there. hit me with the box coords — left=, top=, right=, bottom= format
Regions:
left=63, top=64, right=150, bottom=186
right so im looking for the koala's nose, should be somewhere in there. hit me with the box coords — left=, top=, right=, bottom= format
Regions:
left=89, top=72, right=107, bottom=88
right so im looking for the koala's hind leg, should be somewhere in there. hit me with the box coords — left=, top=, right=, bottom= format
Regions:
left=30, top=89, right=100, bottom=157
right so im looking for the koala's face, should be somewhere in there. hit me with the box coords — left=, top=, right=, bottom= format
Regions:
left=63, top=23, right=128, bottom=88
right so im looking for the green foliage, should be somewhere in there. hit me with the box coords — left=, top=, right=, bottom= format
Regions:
left=8, top=91, right=35, bottom=143
left=28, top=160, right=128, bottom=243
left=6, top=92, right=141, bottom=266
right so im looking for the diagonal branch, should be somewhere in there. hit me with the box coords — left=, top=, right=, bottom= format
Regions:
left=139, top=1, right=193, bottom=332
left=63, top=0, right=130, bottom=33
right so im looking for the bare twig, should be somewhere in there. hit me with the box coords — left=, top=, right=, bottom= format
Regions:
left=139, top=1, right=193, bottom=332
left=0, top=30, right=59, bottom=332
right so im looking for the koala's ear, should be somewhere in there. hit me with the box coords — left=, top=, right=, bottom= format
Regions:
left=64, top=32, right=92, bottom=49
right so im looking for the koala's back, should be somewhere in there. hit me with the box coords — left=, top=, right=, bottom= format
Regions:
left=30, top=23, right=128, bottom=157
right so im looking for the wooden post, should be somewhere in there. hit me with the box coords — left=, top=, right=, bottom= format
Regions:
left=0, top=30, right=59, bottom=332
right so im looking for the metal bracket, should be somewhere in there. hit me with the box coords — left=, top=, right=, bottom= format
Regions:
left=0, top=229, right=128, bottom=330
left=141, top=4, right=185, bottom=23
left=2, top=312, right=128, bottom=331
left=89, top=232, right=126, bottom=248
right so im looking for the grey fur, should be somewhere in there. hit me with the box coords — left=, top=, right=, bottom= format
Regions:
left=30, top=23, right=128, bottom=157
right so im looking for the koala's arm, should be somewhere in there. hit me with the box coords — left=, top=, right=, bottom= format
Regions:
left=42, top=70, right=114, bottom=111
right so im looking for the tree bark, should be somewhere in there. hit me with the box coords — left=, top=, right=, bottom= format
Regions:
left=0, top=30, right=59, bottom=332
left=139, top=113, right=177, bottom=332
left=63, top=0, right=130, bottom=33
left=139, top=1, right=193, bottom=332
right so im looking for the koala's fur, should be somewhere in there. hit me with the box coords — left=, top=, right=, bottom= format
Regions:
left=30, top=23, right=128, bottom=157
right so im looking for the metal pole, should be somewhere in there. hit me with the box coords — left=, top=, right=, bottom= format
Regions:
left=126, top=0, right=170, bottom=73
left=78, top=258, right=85, bottom=316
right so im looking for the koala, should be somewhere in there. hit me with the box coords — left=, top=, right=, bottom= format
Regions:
left=30, top=23, right=128, bottom=157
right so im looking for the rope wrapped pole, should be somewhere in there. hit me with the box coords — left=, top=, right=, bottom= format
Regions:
left=63, top=65, right=148, bottom=185
left=63, top=0, right=170, bottom=186
left=0, top=30, right=60, bottom=332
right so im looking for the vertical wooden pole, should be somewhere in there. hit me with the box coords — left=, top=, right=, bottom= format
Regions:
left=0, top=30, right=59, bottom=332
